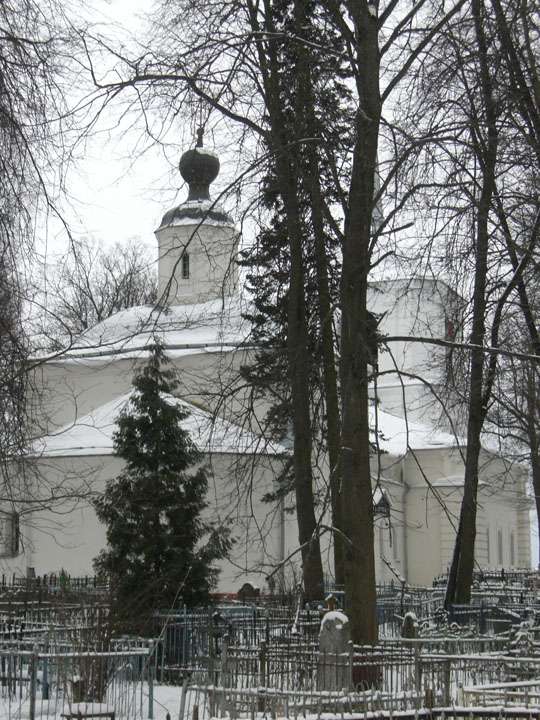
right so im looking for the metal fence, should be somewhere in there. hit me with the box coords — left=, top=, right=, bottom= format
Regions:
left=151, top=591, right=450, bottom=678
left=175, top=642, right=540, bottom=720
left=0, top=647, right=151, bottom=720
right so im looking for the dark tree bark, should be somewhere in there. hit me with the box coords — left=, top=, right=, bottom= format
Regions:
left=338, top=0, right=381, bottom=643
left=445, top=0, right=498, bottom=607
left=293, top=0, right=344, bottom=586
left=246, top=0, right=325, bottom=600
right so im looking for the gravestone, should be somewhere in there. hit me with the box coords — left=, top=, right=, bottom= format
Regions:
left=318, top=608, right=351, bottom=690
left=237, top=581, right=260, bottom=603
left=401, top=611, right=418, bottom=639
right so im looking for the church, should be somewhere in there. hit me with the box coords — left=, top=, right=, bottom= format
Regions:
left=0, top=139, right=531, bottom=591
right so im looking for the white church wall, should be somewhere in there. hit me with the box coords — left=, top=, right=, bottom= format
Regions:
left=0, top=453, right=116, bottom=579
left=0, top=449, right=287, bottom=594
left=34, top=347, right=258, bottom=437
left=368, top=278, right=455, bottom=377
left=204, top=451, right=288, bottom=591
left=369, top=278, right=464, bottom=426
left=402, top=447, right=465, bottom=486
left=400, top=441, right=531, bottom=585
left=518, top=508, right=532, bottom=567
left=157, top=222, right=239, bottom=306
left=438, top=491, right=526, bottom=573
left=373, top=381, right=447, bottom=426
left=374, top=480, right=406, bottom=584
left=404, top=485, right=442, bottom=586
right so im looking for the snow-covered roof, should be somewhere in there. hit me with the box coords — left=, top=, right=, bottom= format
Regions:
left=372, top=405, right=461, bottom=456
left=431, top=474, right=485, bottom=488
left=32, top=394, right=457, bottom=461
left=368, top=275, right=464, bottom=302
left=39, top=295, right=251, bottom=363
left=158, top=198, right=235, bottom=229
left=32, top=391, right=286, bottom=458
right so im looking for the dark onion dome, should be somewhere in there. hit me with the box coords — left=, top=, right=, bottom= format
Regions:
left=179, top=128, right=220, bottom=202
left=157, top=129, right=234, bottom=229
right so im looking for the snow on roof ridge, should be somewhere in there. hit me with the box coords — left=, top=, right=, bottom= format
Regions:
left=33, top=295, right=252, bottom=362
left=369, top=275, right=457, bottom=292
left=371, top=404, right=461, bottom=456
left=31, top=390, right=287, bottom=458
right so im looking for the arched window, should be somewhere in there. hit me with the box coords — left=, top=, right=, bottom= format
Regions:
left=182, top=253, right=190, bottom=279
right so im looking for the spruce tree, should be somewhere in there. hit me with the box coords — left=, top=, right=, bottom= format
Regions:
left=93, top=342, right=230, bottom=623
left=238, top=0, right=352, bottom=592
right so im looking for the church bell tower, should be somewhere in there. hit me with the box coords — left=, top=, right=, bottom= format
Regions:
left=155, top=131, right=238, bottom=306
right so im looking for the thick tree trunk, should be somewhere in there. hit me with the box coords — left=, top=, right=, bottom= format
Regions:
left=281, top=169, right=325, bottom=601
left=339, top=1, right=381, bottom=644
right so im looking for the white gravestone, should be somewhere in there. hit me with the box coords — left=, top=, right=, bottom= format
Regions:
left=318, top=610, right=351, bottom=690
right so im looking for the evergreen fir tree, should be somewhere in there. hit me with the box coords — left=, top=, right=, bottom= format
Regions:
left=93, top=342, right=230, bottom=623
left=238, top=0, right=352, bottom=570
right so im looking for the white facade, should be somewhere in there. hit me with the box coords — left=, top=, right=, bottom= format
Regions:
left=369, top=277, right=531, bottom=585
left=1, top=149, right=532, bottom=592
left=156, top=202, right=239, bottom=306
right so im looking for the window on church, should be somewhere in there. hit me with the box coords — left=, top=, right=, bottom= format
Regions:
left=497, top=528, right=503, bottom=566
left=182, top=253, right=190, bottom=279
left=486, top=526, right=490, bottom=565
left=510, top=531, right=515, bottom=566
left=0, top=512, right=19, bottom=558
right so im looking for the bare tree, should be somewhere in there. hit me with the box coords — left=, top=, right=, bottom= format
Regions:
left=75, top=0, right=489, bottom=640
left=383, top=0, right=540, bottom=604
left=43, top=240, right=157, bottom=347
left=0, top=0, right=76, bottom=515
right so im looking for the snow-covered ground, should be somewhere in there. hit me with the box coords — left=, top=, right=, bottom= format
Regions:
left=0, top=684, right=180, bottom=720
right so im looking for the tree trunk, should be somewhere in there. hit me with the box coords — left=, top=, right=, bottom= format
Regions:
left=445, top=0, right=498, bottom=607
left=293, top=0, right=344, bottom=587
left=339, top=0, right=381, bottom=643
left=247, top=0, right=325, bottom=600
left=281, top=166, right=325, bottom=601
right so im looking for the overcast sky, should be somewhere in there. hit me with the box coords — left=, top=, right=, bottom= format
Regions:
left=44, top=0, right=194, bottom=262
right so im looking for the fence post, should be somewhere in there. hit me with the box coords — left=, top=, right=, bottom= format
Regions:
left=259, top=640, right=267, bottom=687
left=178, top=674, right=189, bottom=720
left=148, top=659, right=154, bottom=720
left=183, top=605, right=188, bottom=665
left=208, top=614, right=216, bottom=685
left=42, top=633, right=49, bottom=700
left=258, top=641, right=267, bottom=712
left=221, top=634, right=230, bottom=689
left=348, top=640, right=354, bottom=691
left=29, top=646, right=38, bottom=720
left=443, top=659, right=451, bottom=706
left=414, top=646, right=422, bottom=694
